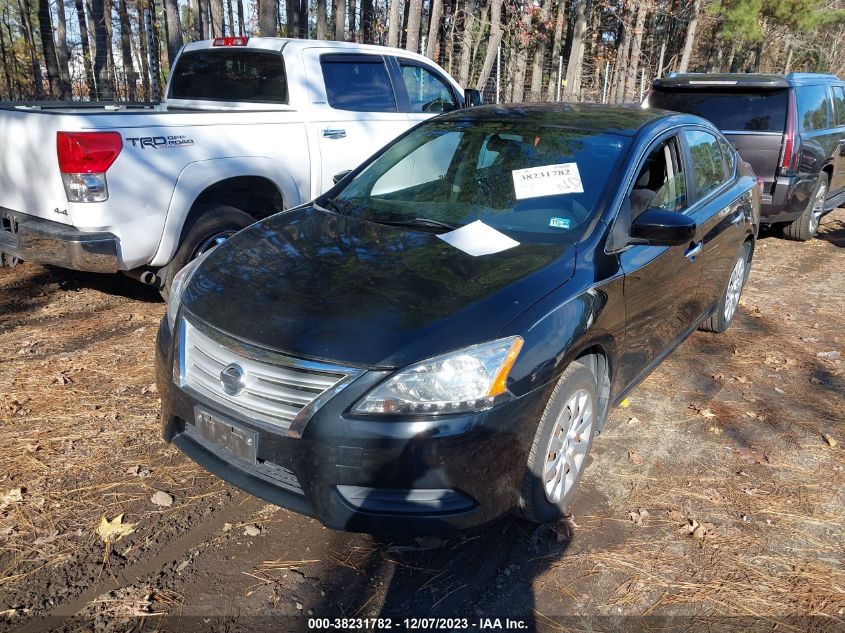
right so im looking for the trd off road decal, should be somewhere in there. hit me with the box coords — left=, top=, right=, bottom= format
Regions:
left=125, top=135, right=195, bottom=149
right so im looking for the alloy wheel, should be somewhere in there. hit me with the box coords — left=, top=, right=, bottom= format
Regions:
left=723, top=255, right=746, bottom=323
left=192, top=230, right=237, bottom=260
left=809, top=181, right=827, bottom=235
left=543, top=388, right=594, bottom=504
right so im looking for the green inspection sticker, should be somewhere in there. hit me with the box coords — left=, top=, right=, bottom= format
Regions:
left=549, top=217, right=571, bottom=229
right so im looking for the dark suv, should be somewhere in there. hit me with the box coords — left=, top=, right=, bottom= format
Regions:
left=648, top=73, right=845, bottom=240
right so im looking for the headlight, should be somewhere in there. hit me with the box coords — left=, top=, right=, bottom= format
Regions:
left=165, top=252, right=210, bottom=331
left=353, top=336, right=523, bottom=416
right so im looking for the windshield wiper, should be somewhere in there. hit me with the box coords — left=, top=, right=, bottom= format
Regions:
left=318, top=196, right=349, bottom=215
left=369, top=217, right=458, bottom=233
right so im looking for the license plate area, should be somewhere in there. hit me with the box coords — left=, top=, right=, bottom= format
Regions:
left=193, top=407, right=258, bottom=464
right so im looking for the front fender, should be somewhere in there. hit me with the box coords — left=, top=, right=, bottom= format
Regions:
left=150, top=157, right=305, bottom=267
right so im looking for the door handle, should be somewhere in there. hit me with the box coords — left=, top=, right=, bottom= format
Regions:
left=323, top=128, right=347, bottom=139
left=684, top=242, right=702, bottom=260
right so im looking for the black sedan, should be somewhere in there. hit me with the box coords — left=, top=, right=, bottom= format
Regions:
left=155, top=104, right=760, bottom=535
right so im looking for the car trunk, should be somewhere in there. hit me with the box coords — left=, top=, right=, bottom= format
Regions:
left=649, top=87, right=789, bottom=199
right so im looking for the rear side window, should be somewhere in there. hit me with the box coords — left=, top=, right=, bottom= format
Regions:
left=170, top=50, right=287, bottom=102
left=832, top=86, right=845, bottom=127
left=650, top=89, right=788, bottom=132
left=684, top=129, right=726, bottom=199
left=321, top=55, right=397, bottom=112
left=797, top=85, right=830, bottom=131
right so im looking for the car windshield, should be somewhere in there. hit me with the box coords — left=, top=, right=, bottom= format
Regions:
left=327, top=120, right=630, bottom=244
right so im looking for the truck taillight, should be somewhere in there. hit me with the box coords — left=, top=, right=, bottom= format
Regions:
left=213, top=37, right=248, bottom=46
left=57, top=131, right=122, bottom=202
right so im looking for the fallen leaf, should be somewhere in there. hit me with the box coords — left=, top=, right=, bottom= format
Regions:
left=628, top=450, right=644, bottom=465
left=734, top=447, right=768, bottom=464
left=742, top=487, right=758, bottom=495
left=1, top=487, right=25, bottom=505
left=712, top=372, right=725, bottom=381
left=700, top=409, right=717, bottom=419
left=243, top=524, right=261, bottom=537
left=774, top=387, right=785, bottom=394
left=628, top=508, right=649, bottom=526
left=733, top=375, right=749, bottom=384
left=620, top=398, right=630, bottom=408
left=96, top=514, right=136, bottom=544
left=708, top=425, right=723, bottom=435
left=150, top=491, right=173, bottom=507
left=822, top=434, right=838, bottom=448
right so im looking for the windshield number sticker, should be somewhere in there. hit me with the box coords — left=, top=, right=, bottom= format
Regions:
left=549, top=217, right=571, bottom=229
left=512, top=163, right=584, bottom=199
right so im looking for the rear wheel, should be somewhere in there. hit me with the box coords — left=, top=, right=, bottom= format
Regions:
left=518, top=362, right=598, bottom=524
left=783, top=175, right=828, bottom=241
left=700, top=242, right=751, bottom=333
left=159, top=204, right=253, bottom=298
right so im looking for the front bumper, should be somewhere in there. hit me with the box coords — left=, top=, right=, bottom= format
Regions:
left=0, top=208, right=118, bottom=272
left=155, top=319, right=549, bottom=536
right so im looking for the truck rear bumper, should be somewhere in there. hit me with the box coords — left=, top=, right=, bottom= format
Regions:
left=0, top=208, right=118, bottom=273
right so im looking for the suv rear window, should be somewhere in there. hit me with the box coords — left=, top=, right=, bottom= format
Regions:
left=170, top=50, right=288, bottom=103
left=650, top=89, right=788, bottom=132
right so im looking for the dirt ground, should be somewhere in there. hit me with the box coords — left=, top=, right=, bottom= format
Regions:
left=1, top=209, right=844, bottom=632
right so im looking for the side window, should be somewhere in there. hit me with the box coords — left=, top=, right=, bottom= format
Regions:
left=320, top=54, right=396, bottom=112
left=399, top=62, right=458, bottom=113
left=796, top=85, right=830, bottom=131
left=718, top=137, right=736, bottom=175
left=628, top=137, right=687, bottom=220
left=684, top=129, right=726, bottom=199
left=832, top=86, right=845, bottom=127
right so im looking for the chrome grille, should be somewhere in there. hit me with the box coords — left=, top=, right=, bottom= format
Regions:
left=179, top=318, right=350, bottom=430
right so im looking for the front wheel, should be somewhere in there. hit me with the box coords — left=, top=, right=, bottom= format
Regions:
left=700, top=242, right=751, bottom=333
left=159, top=204, right=254, bottom=298
left=783, top=175, right=828, bottom=241
left=517, top=362, right=598, bottom=524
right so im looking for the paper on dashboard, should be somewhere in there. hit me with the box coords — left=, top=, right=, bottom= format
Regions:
left=437, top=220, right=520, bottom=257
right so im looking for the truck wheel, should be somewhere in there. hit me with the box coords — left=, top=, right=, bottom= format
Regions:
left=160, top=204, right=254, bottom=298
left=783, top=175, right=828, bottom=241
left=700, top=242, right=752, bottom=334
left=517, top=362, right=598, bottom=524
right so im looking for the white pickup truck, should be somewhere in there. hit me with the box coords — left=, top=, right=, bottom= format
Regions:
left=0, top=36, right=477, bottom=293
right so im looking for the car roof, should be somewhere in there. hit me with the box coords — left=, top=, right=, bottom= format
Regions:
left=436, top=102, right=697, bottom=137
left=654, top=72, right=842, bottom=90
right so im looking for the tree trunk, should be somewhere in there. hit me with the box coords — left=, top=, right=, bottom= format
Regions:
left=425, top=0, right=442, bottom=60
left=333, top=0, right=344, bottom=40
left=209, top=0, right=224, bottom=36
left=360, top=0, right=373, bottom=43
left=162, top=0, right=182, bottom=65
left=678, top=0, right=699, bottom=72
left=562, top=0, right=588, bottom=101
left=117, top=0, right=136, bottom=100
left=18, top=0, right=44, bottom=98
left=405, top=0, right=422, bottom=52
left=529, top=0, right=549, bottom=101
left=611, top=3, right=631, bottom=102
left=474, top=0, right=502, bottom=91
left=37, top=0, right=65, bottom=97
left=625, top=1, right=646, bottom=102
left=54, top=0, right=73, bottom=96
left=0, top=16, right=12, bottom=98
left=510, top=5, right=532, bottom=103
left=225, top=0, right=234, bottom=34
left=258, top=0, right=276, bottom=36
left=74, top=0, right=97, bottom=97
left=348, top=0, right=356, bottom=39
left=316, top=0, right=328, bottom=38
left=387, top=0, right=401, bottom=47
left=545, top=0, right=567, bottom=101
left=457, top=0, right=473, bottom=86
left=137, top=0, right=150, bottom=100
left=236, top=0, right=244, bottom=34
left=90, top=0, right=111, bottom=98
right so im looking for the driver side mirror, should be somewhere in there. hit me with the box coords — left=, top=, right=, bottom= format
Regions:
left=631, top=209, right=696, bottom=246
left=464, top=88, right=483, bottom=108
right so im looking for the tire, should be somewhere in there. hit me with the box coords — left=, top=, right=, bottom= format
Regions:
left=517, top=362, right=599, bottom=524
left=159, top=204, right=253, bottom=298
left=782, top=175, right=828, bottom=241
left=700, top=242, right=752, bottom=334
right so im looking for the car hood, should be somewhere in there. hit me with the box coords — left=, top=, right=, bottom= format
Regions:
left=182, top=206, right=575, bottom=368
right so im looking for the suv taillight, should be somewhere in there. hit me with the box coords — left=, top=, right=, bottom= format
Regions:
left=779, top=91, right=799, bottom=173
left=57, top=131, right=123, bottom=202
